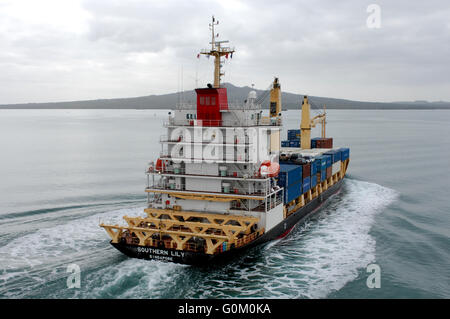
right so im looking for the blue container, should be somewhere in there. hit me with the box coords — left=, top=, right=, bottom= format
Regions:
left=334, top=149, right=342, bottom=162
left=324, top=151, right=335, bottom=163
left=302, top=176, right=311, bottom=193
left=278, top=164, right=303, bottom=187
left=289, top=140, right=300, bottom=147
left=281, top=140, right=289, bottom=147
left=289, top=165, right=302, bottom=182
left=311, top=160, right=318, bottom=175
left=311, top=137, right=321, bottom=149
left=284, top=181, right=302, bottom=203
left=311, top=174, right=317, bottom=188
left=324, top=150, right=342, bottom=163
left=320, top=170, right=326, bottom=182
left=287, top=129, right=300, bottom=140
left=314, top=156, right=322, bottom=171
left=340, top=148, right=350, bottom=161
left=315, top=156, right=327, bottom=171
left=321, top=157, right=327, bottom=170
left=313, top=158, right=320, bottom=171
left=322, top=154, right=332, bottom=167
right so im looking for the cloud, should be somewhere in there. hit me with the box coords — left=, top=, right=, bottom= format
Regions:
left=0, top=0, right=449, bottom=103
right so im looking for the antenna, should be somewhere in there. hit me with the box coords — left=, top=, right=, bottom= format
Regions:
left=199, top=16, right=235, bottom=88
left=181, top=65, right=184, bottom=104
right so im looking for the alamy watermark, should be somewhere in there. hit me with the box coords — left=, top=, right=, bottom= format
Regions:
left=166, top=126, right=279, bottom=165
left=366, top=263, right=381, bottom=288
left=66, top=263, right=81, bottom=289
left=367, top=4, right=381, bottom=29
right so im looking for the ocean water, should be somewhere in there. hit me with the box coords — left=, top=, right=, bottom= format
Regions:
left=0, top=109, right=448, bottom=299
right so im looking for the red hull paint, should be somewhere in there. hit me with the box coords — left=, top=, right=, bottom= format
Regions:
left=277, top=226, right=295, bottom=239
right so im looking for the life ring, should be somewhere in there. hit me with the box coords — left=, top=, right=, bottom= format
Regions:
left=259, top=161, right=280, bottom=177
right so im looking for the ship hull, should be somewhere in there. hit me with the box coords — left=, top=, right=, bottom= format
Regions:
left=110, top=178, right=344, bottom=265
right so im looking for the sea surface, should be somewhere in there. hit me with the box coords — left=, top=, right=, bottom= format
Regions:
left=0, top=109, right=448, bottom=299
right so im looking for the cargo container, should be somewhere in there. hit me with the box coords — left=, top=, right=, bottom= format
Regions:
left=311, top=174, right=317, bottom=188
left=311, top=137, right=321, bottom=149
left=324, top=149, right=341, bottom=163
left=302, top=163, right=311, bottom=177
left=320, top=170, right=326, bottom=182
left=334, top=149, right=342, bottom=162
left=289, top=140, right=300, bottom=147
left=287, top=129, right=300, bottom=140
left=311, top=160, right=318, bottom=176
left=332, top=161, right=341, bottom=175
left=313, top=157, right=321, bottom=171
left=322, top=154, right=332, bottom=168
left=281, top=140, right=289, bottom=147
left=314, top=137, right=333, bottom=148
left=340, top=148, right=350, bottom=161
left=302, top=176, right=311, bottom=192
left=323, top=150, right=334, bottom=163
left=283, top=181, right=302, bottom=203
left=292, top=165, right=302, bottom=182
left=326, top=166, right=332, bottom=179
left=278, top=164, right=302, bottom=187
left=315, top=155, right=327, bottom=171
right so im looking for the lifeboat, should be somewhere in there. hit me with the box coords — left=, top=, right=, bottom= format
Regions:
left=259, top=160, right=280, bottom=177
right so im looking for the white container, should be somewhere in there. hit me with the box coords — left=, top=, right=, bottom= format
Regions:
left=173, top=163, right=181, bottom=174
left=332, top=161, right=341, bottom=175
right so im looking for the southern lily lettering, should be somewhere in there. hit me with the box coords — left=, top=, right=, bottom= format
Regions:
left=137, top=246, right=185, bottom=258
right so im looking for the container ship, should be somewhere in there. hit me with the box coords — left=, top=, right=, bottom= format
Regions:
left=100, top=17, right=350, bottom=265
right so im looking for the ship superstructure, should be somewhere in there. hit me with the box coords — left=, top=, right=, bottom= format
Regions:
left=100, top=17, right=350, bottom=264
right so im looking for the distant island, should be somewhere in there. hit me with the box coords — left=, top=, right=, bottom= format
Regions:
left=1, top=83, right=449, bottom=110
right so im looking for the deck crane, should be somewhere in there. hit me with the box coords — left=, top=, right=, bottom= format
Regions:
left=300, top=96, right=326, bottom=149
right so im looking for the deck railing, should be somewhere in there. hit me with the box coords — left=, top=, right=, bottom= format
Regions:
left=163, top=117, right=281, bottom=127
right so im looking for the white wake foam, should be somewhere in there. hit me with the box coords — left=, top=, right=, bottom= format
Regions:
left=1, top=179, right=398, bottom=299
left=0, top=206, right=146, bottom=297
left=71, top=258, right=186, bottom=299
left=184, top=179, right=398, bottom=299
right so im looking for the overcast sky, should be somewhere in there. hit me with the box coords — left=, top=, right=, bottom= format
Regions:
left=1, top=0, right=449, bottom=104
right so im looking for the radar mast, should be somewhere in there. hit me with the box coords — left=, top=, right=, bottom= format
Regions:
left=199, top=16, right=235, bottom=88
